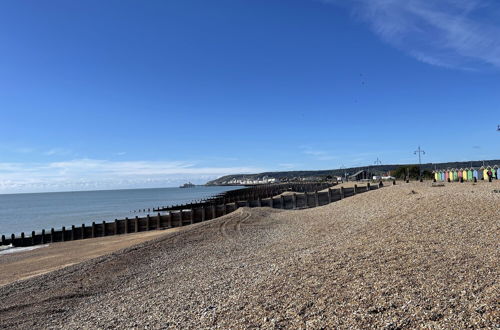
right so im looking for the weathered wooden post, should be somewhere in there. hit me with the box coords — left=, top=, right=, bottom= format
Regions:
left=91, top=222, right=96, bottom=238
left=102, top=221, right=106, bottom=237
left=114, top=220, right=118, bottom=235
left=190, top=209, right=194, bottom=225
left=179, top=210, right=184, bottom=226
left=157, top=213, right=161, bottom=229
left=270, top=196, right=274, bottom=208
left=71, top=225, right=75, bottom=240
left=50, top=228, right=55, bottom=243
left=367, top=183, right=370, bottom=192
left=280, top=195, right=285, bottom=209
left=167, top=212, right=172, bottom=227
left=146, top=215, right=151, bottom=231
left=81, top=225, right=85, bottom=239
left=201, top=207, right=206, bottom=221
left=292, top=193, right=297, bottom=209
left=327, top=188, right=332, bottom=203
left=134, top=216, right=139, bottom=232
left=61, top=227, right=66, bottom=242
left=379, top=181, right=383, bottom=188
left=11, top=234, right=15, bottom=246
left=124, top=218, right=129, bottom=234
left=315, top=191, right=319, bottom=207
left=21, top=232, right=25, bottom=246
left=1, top=235, right=5, bottom=245
left=32, top=231, right=36, bottom=245
left=353, top=185, right=357, bottom=195
left=41, top=229, right=46, bottom=244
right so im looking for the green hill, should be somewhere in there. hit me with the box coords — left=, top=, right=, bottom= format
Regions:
left=206, top=159, right=500, bottom=185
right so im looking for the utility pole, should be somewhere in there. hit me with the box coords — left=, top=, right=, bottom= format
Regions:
left=372, top=158, right=382, bottom=179
left=414, top=146, right=425, bottom=180
left=340, top=164, right=347, bottom=182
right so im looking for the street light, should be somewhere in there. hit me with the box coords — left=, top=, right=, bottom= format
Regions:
left=414, top=146, right=425, bottom=181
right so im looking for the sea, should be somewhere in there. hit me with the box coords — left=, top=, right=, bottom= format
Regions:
left=0, top=186, right=240, bottom=237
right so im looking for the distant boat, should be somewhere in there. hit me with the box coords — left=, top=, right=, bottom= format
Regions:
left=179, top=182, right=195, bottom=188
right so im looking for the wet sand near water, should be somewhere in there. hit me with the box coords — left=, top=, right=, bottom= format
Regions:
left=0, top=228, right=181, bottom=287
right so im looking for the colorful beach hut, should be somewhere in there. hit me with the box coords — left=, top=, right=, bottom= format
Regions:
left=473, top=168, right=479, bottom=180
left=445, top=171, right=449, bottom=181
left=454, top=169, right=459, bottom=181
left=483, top=167, right=490, bottom=180
left=479, top=167, right=485, bottom=180
left=467, top=168, right=473, bottom=181
left=493, top=165, right=498, bottom=179
left=462, top=168, right=468, bottom=181
left=434, top=171, right=439, bottom=182
left=458, top=168, right=463, bottom=180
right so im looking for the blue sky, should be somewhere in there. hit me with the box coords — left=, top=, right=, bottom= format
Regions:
left=1, top=0, right=499, bottom=193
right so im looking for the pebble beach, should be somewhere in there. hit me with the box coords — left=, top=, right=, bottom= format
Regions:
left=0, top=181, right=498, bottom=328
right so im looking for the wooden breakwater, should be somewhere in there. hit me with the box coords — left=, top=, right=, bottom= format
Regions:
left=154, top=182, right=335, bottom=212
left=1, top=182, right=382, bottom=248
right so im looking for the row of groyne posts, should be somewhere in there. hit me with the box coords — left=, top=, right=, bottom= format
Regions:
left=1, top=181, right=384, bottom=248
left=433, top=165, right=498, bottom=182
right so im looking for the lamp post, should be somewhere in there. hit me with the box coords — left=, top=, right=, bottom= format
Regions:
left=414, top=146, right=425, bottom=181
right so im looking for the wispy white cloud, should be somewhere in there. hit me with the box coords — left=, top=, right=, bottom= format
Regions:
left=0, top=159, right=264, bottom=193
left=14, top=147, right=35, bottom=154
left=323, top=0, right=500, bottom=70
left=301, top=147, right=338, bottom=161
left=278, top=163, right=299, bottom=169
left=44, top=148, right=72, bottom=156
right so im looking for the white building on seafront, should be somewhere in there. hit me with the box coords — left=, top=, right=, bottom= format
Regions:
left=226, top=177, right=278, bottom=185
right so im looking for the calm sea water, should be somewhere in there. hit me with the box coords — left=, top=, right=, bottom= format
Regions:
left=0, top=186, right=240, bottom=236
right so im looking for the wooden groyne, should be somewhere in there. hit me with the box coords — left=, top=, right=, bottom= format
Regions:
left=153, top=182, right=334, bottom=212
left=1, top=182, right=382, bottom=248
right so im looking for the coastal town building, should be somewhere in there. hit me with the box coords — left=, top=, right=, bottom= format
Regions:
left=348, top=170, right=371, bottom=181
left=225, top=177, right=278, bottom=185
